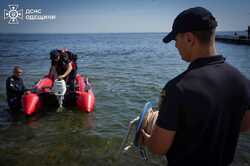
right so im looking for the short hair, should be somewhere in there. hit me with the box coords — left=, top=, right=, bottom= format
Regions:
left=192, top=29, right=215, bottom=44
left=13, top=66, right=22, bottom=72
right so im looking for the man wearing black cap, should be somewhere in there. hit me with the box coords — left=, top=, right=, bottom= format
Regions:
left=141, top=7, right=250, bottom=166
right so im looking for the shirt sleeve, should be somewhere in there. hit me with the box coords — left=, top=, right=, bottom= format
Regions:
left=156, top=84, right=182, bottom=131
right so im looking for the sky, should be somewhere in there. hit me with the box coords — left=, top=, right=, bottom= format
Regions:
left=0, top=0, right=250, bottom=33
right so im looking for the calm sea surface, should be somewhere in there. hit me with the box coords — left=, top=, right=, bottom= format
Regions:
left=0, top=33, right=249, bottom=166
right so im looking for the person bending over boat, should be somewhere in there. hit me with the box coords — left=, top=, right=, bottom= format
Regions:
left=49, top=49, right=77, bottom=93
left=6, top=66, right=27, bottom=112
left=140, top=7, right=250, bottom=166
left=57, top=49, right=77, bottom=93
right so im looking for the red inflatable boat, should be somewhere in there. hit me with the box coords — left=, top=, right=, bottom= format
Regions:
left=22, top=74, right=95, bottom=116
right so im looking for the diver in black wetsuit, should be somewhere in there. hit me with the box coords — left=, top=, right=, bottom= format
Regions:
left=6, top=66, right=26, bottom=112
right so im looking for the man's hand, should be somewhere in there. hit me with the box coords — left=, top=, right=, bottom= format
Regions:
left=24, top=91, right=31, bottom=95
left=139, top=125, right=176, bottom=155
left=141, top=129, right=151, bottom=146
left=58, top=75, right=64, bottom=80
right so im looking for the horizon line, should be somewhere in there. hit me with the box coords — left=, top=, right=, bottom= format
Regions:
left=0, top=30, right=246, bottom=35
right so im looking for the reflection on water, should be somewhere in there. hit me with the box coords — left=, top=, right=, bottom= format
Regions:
left=0, top=33, right=250, bottom=166
left=0, top=109, right=152, bottom=166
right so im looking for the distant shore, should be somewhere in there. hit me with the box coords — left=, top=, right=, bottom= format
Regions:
left=216, top=34, right=250, bottom=46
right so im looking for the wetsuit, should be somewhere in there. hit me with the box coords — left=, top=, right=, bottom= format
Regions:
left=6, top=75, right=26, bottom=111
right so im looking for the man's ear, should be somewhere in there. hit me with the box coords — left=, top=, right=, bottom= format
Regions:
left=185, top=32, right=195, bottom=46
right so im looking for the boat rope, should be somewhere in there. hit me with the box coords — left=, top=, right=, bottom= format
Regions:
left=139, top=109, right=158, bottom=145
left=118, top=101, right=159, bottom=161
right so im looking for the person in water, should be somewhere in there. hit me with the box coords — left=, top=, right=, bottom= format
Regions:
left=141, top=7, right=250, bottom=166
left=6, top=66, right=27, bottom=112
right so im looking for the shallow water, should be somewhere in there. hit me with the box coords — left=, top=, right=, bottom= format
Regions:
left=0, top=33, right=249, bottom=166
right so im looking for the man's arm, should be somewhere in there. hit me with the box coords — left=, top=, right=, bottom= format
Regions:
left=241, top=110, right=250, bottom=132
left=141, top=82, right=180, bottom=155
left=241, top=80, right=250, bottom=132
left=20, top=78, right=27, bottom=93
left=58, top=63, right=72, bottom=79
left=141, top=124, right=176, bottom=155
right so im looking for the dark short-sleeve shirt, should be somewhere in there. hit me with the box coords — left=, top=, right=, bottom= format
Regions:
left=156, top=55, right=250, bottom=166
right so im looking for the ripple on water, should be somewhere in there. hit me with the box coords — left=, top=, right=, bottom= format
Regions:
left=0, top=33, right=250, bottom=166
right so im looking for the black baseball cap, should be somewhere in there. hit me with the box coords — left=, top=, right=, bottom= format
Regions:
left=163, top=7, right=217, bottom=43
